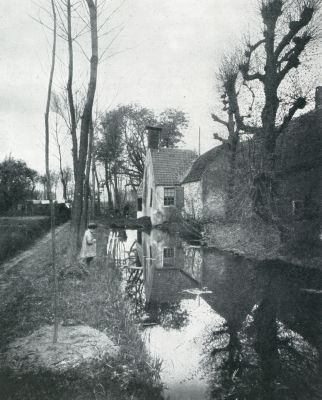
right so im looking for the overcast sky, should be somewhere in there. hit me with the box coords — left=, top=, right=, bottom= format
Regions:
left=0, top=0, right=268, bottom=172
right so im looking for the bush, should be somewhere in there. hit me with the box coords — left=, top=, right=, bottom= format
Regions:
left=0, top=217, right=51, bottom=264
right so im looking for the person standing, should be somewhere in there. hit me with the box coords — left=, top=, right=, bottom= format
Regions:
left=80, top=222, right=97, bottom=267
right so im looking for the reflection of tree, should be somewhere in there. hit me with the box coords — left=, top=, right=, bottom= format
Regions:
left=204, top=301, right=322, bottom=400
left=254, top=297, right=279, bottom=399
left=145, top=302, right=189, bottom=330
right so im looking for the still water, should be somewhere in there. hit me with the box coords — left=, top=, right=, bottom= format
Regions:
left=118, top=229, right=322, bottom=400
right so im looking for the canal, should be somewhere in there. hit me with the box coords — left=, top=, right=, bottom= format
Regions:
left=117, top=228, right=322, bottom=400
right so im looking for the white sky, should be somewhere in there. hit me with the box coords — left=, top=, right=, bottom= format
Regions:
left=0, top=0, right=273, bottom=173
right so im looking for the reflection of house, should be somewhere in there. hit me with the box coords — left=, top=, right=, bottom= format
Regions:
left=140, top=229, right=202, bottom=303
left=137, top=228, right=322, bottom=363
left=181, top=145, right=229, bottom=220
left=141, top=127, right=196, bottom=226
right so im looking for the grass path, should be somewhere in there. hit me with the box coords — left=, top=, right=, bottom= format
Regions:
left=0, top=222, right=68, bottom=290
left=0, top=222, right=163, bottom=400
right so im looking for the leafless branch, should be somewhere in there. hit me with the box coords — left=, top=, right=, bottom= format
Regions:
left=213, top=133, right=227, bottom=143
left=278, top=96, right=306, bottom=133
left=211, top=113, right=229, bottom=128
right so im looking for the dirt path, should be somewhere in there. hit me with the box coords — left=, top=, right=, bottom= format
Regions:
left=0, top=223, right=69, bottom=292
left=0, top=223, right=69, bottom=276
left=0, top=223, right=72, bottom=350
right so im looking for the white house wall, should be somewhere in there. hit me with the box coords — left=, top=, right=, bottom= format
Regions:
left=150, top=186, right=179, bottom=225
left=142, top=150, right=182, bottom=225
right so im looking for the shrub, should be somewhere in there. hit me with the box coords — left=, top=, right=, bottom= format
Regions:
left=0, top=217, right=51, bottom=264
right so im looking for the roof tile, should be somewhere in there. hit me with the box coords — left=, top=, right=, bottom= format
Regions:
left=151, top=148, right=197, bottom=186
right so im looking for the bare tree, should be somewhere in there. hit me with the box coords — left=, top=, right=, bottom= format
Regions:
left=220, top=0, right=321, bottom=220
left=211, top=51, right=246, bottom=219
left=81, top=119, right=94, bottom=230
left=51, top=115, right=73, bottom=201
left=39, top=0, right=121, bottom=261
left=65, top=0, right=78, bottom=181
left=72, top=1, right=97, bottom=258
left=44, top=0, right=59, bottom=344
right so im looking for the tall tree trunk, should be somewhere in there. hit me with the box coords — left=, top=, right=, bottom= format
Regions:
left=45, top=0, right=58, bottom=344
left=254, top=15, right=279, bottom=221
left=82, top=120, right=93, bottom=231
left=56, top=128, right=67, bottom=201
left=91, top=150, right=96, bottom=218
left=225, top=107, right=239, bottom=220
left=62, top=180, right=67, bottom=201
left=70, top=0, right=98, bottom=262
left=113, top=168, right=119, bottom=209
left=66, top=0, right=78, bottom=182
left=104, top=160, right=113, bottom=210
left=95, top=168, right=101, bottom=214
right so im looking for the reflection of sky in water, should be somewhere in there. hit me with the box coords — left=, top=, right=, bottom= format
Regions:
left=143, top=298, right=225, bottom=400
left=122, top=230, right=137, bottom=251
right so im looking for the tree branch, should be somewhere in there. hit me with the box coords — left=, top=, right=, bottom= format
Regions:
left=275, top=6, right=315, bottom=58
left=278, top=33, right=312, bottom=82
left=211, top=113, right=228, bottom=128
left=239, top=39, right=265, bottom=82
left=277, top=96, right=306, bottom=134
left=213, top=133, right=227, bottom=143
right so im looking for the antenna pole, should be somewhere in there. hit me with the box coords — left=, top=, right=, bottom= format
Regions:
left=198, top=127, right=201, bottom=156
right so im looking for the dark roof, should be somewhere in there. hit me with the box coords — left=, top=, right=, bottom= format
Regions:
left=151, top=148, right=197, bottom=186
left=277, top=110, right=321, bottom=171
left=182, top=145, right=224, bottom=184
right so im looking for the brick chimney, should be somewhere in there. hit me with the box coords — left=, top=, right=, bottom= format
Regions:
left=315, top=86, right=322, bottom=110
left=146, top=126, right=162, bottom=149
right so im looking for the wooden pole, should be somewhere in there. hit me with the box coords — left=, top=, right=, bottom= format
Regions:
left=198, top=127, right=201, bottom=156
left=44, top=0, right=58, bottom=344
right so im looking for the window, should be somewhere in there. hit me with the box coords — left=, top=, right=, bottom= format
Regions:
left=137, top=197, right=142, bottom=211
left=164, top=187, right=175, bottom=206
left=150, top=188, right=153, bottom=207
left=163, top=247, right=175, bottom=267
left=292, top=200, right=303, bottom=216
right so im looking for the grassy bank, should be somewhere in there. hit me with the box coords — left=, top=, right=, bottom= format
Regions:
left=0, top=222, right=163, bottom=400
left=204, top=217, right=322, bottom=269
left=0, top=216, right=52, bottom=264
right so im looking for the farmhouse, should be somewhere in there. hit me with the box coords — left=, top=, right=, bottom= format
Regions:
left=141, top=126, right=196, bottom=226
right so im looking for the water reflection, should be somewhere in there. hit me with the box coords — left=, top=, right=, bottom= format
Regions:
left=119, top=229, right=322, bottom=400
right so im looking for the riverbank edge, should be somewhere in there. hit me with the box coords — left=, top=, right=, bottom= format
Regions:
left=203, top=220, right=322, bottom=270
left=0, top=221, right=163, bottom=400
